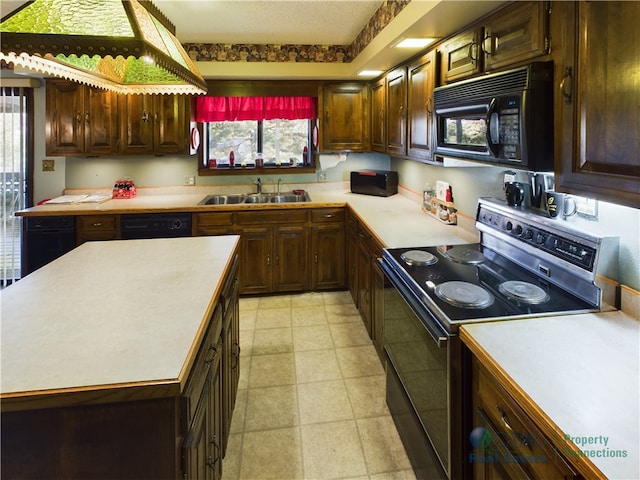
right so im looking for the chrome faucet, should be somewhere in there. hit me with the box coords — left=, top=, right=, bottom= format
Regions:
left=277, top=178, right=283, bottom=195
left=254, top=177, right=262, bottom=194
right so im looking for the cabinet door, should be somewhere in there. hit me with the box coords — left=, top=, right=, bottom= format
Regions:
left=237, top=227, right=272, bottom=294
left=154, top=94, right=190, bottom=155
left=85, top=86, right=119, bottom=155
left=45, top=80, right=85, bottom=155
left=346, top=211, right=358, bottom=305
left=483, top=1, right=550, bottom=72
left=208, top=340, right=224, bottom=480
left=370, top=77, right=386, bottom=152
left=556, top=1, right=640, bottom=209
left=311, top=224, right=346, bottom=290
left=273, top=225, right=308, bottom=292
left=119, top=94, right=154, bottom=155
left=322, top=83, right=370, bottom=151
left=371, top=245, right=385, bottom=364
left=357, top=236, right=372, bottom=337
left=440, top=27, right=483, bottom=83
left=407, top=50, right=437, bottom=161
left=386, top=67, right=407, bottom=156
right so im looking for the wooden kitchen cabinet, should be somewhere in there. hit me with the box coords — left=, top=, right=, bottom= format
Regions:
left=45, top=80, right=119, bottom=156
left=221, top=258, right=239, bottom=459
left=346, top=208, right=359, bottom=305
left=386, top=67, right=407, bottom=156
left=183, top=305, right=224, bottom=480
left=320, top=83, right=370, bottom=151
left=119, top=93, right=190, bottom=155
left=440, top=26, right=484, bottom=84
left=75, top=214, right=120, bottom=244
left=470, top=356, right=580, bottom=480
left=407, top=50, right=437, bottom=161
left=310, top=208, right=346, bottom=290
left=235, top=209, right=308, bottom=294
left=482, top=1, right=550, bottom=72
left=370, top=77, right=386, bottom=153
left=193, top=212, right=235, bottom=236
left=554, top=0, right=640, bottom=209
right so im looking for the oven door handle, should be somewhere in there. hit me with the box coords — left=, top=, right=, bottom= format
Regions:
left=379, top=259, right=449, bottom=348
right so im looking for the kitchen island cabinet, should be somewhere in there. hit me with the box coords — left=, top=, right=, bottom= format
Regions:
left=1, top=236, right=240, bottom=479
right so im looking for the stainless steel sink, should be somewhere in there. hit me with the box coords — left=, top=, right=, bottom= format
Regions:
left=198, top=194, right=246, bottom=205
left=271, top=193, right=309, bottom=203
left=244, top=194, right=272, bottom=204
left=199, top=191, right=310, bottom=205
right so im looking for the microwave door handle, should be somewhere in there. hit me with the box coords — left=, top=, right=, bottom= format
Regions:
left=486, top=98, right=500, bottom=157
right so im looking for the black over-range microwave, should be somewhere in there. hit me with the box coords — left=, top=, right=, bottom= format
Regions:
left=433, top=61, right=554, bottom=171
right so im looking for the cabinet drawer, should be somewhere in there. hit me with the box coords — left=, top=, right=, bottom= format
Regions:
left=310, top=208, right=345, bottom=223
left=183, top=304, right=223, bottom=426
left=236, top=209, right=308, bottom=225
left=475, top=363, right=579, bottom=478
left=77, top=215, right=117, bottom=233
left=194, top=212, right=234, bottom=227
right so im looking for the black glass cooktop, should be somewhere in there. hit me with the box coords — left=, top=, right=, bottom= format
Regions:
left=382, top=244, right=596, bottom=326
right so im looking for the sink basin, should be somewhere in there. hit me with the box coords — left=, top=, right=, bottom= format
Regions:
left=244, top=194, right=272, bottom=204
left=199, top=191, right=310, bottom=205
left=271, top=193, right=309, bottom=203
left=199, top=194, right=246, bottom=205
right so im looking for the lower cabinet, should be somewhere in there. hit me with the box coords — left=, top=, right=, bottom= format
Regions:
left=470, top=356, right=580, bottom=480
left=310, top=208, right=346, bottom=290
left=346, top=207, right=385, bottom=364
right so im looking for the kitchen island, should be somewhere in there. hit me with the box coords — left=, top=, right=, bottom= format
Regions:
left=1, top=235, right=240, bottom=479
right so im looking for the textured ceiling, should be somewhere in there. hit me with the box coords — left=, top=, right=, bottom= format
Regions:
left=154, top=0, right=382, bottom=45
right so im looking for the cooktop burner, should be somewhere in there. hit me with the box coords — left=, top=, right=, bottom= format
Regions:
left=401, top=250, right=437, bottom=266
left=498, top=280, right=549, bottom=304
left=441, top=246, right=486, bottom=265
left=434, top=281, right=494, bottom=308
left=382, top=244, right=596, bottom=327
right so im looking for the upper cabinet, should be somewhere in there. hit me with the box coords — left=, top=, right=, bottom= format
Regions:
left=555, top=1, right=640, bottom=209
left=119, top=94, right=190, bottom=156
left=320, top=83, right=370, bottom=152
left=45, top=80, right=119, bottom=156
left=385, top=67, right=407, bottom=156
left=45, top=79, right=191, bottom=157
left=407, top=50, right=437, bottom=161
left=439, top=1, right=550, bottom=84
left=370, top=77, right=386, bottom=153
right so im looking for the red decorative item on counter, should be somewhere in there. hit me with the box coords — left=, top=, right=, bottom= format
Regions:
left=229, top=150, right=235, bottom=167
left=112, top=178, right=136, bottom=199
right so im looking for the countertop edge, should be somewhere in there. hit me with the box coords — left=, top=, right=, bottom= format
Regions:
left=460, top=326, right=609, bottom=480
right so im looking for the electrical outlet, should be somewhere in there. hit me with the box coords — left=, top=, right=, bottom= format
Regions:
left=42, top=159, right=55, bottom=171
left=184, top=176, right=195, bottom=186
left=318, top=172, right=327, bottom=182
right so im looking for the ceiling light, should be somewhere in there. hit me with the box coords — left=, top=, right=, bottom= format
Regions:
left=395, top=38, right=437, bottom=49
left=358, top=70, right=384, bottom=77
left=0, top=0, right=207, bottom=95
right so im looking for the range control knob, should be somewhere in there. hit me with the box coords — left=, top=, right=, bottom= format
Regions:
left=524, top=229, right=534, bottom=240
left=514, top=225, right=523, bottom=236
left=505, top=221, right=513, bottom=232
left=535, top=233, right=546, bottom=244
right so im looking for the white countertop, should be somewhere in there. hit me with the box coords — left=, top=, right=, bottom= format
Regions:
left=461, top=312, right=640, bottom=480
left=1, top=236, right=239, bottom=402
left=16, top=184, right=480, bottom=248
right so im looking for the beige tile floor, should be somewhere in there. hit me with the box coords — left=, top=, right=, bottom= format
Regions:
left=222, top=291, right=417, bottom=480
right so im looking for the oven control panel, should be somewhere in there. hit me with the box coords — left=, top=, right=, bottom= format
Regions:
left=477, top=206, right=596, bottom=271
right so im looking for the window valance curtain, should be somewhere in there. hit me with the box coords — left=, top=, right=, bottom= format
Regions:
left=193, top=96, right=317, bottom=122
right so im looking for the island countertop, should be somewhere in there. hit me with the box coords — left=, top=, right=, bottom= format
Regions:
left=461, top=311, right=640, bottom=480
left=0, top=235, right=240, bottom=411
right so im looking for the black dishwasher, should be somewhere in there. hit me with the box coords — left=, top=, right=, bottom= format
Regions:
left=120, top=213, right=192, bottom=239
left=24, top=216, right=76, bottom=275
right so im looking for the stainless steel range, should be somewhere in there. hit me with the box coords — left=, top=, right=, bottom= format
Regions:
left=379, top=197, right=618, bottom=479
